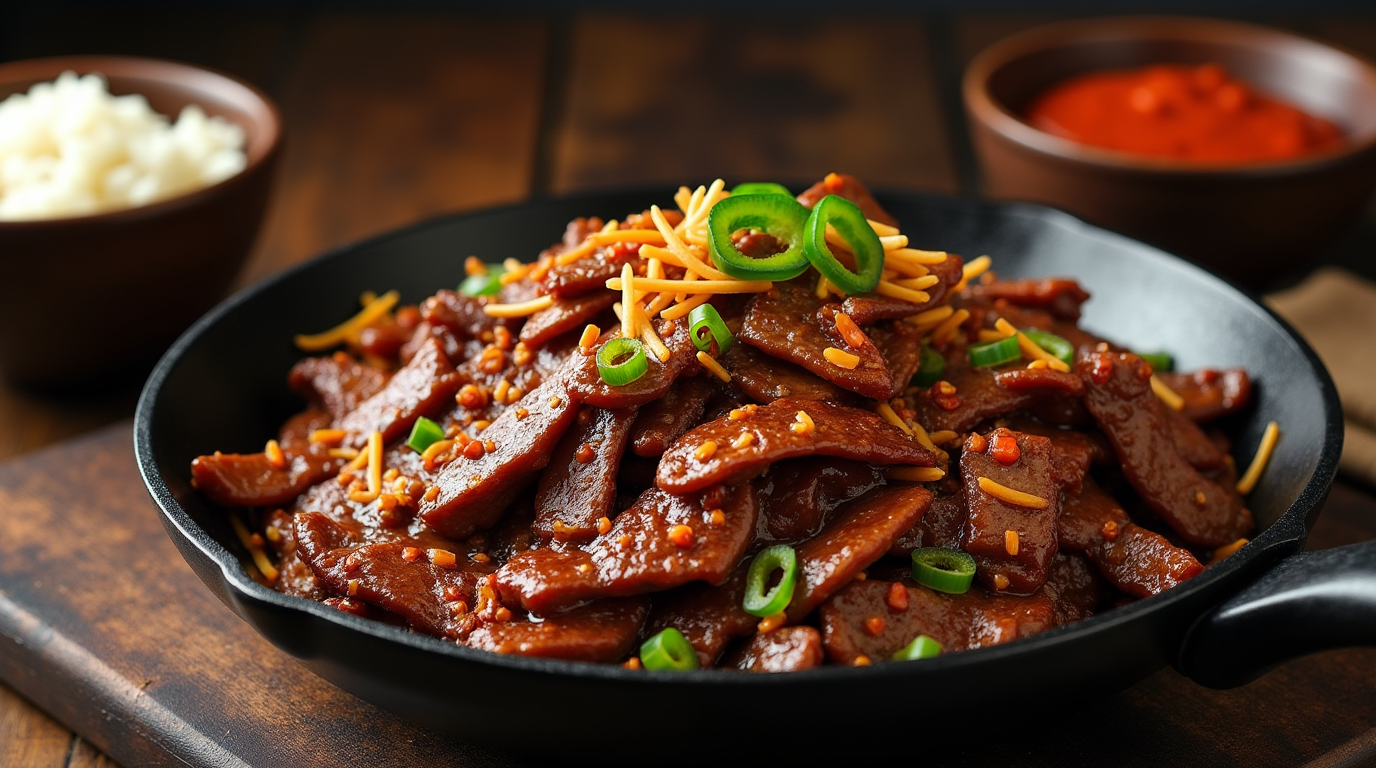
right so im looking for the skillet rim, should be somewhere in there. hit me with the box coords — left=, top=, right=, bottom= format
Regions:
left=133, top=184, right=1344, bottom=687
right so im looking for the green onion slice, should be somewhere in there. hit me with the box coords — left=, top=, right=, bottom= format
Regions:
left=706, top=193, right=812, bottom=281
left=1135, top=351, right=1174, bottom=372
left=688, top=303, right=733, bottom=356
left=639, top=627, right=699, bottom=671
left=459, top=271, right=503, bottom=297
left=730, top=181, right=793, bottom=197
left=406, top=416, right=446, bottom=453
left=1023, top=329, right=1074, bottom=368
left=802, top=194, right=884, bottom=295
left=911, top=547, right=977, bottom=594
left=893, top=634, right=943, bottom=661
left=596, top=337, right=648, bottom=386
left=968, top=335, right=1020, bottom=368
left=912, top=343, right=945, bottom=388
left=743, top=544, right=799, bottom=617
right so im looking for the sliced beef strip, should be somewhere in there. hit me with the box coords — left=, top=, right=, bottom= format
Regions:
left=960, top=427, right=1062, bottom=594
left=1058, top=478, right=1205, bottom=598
left=1078, top=349, right=1253, bottom=548
left=533, top=405, right=639, bottom=543
left=907, top=349, right=1038, bottom=434
left=338, top=337, right=464, bottom=448
left=657, top=397, right=936, bottom=494
left=518, top=291, right=618, bottom=349
left=1041, top=553, right=1112, bottom=625
left=786, top=483, right=933, bottom=624
left=796, top=172, right=899, bottom=227
left=721, top=626, right=826, bottom=673
left=738, top=280, right=899, bottom=400
left=491, top=484, right=757, bottom=616
left=753, top=458, right=888, bottom=544
left=964, top=278, right=1092, bottom=322
left=889, top=476, right=966, bottom=556
left=629, top=375, right=714, bottom=457
left=420, top=288, right=510, bottom=339
left=420, top=374, right=582, bottom=540
left=463, top=596, right=649, bottom=663
left=839, top=253, right=966, bottom=325
left=288, top=352, right=390, bottom=422
left=565, top=320, right=702, bottom=409
left=817, top=578, right=1057, bottom=663
left=293, top=511, right=491, bottom=639
left=720, top=341, right=854, bottom=406
left=263, top=507, right=325, bottom=600
left=640, top=562, right=757, bottom=668
left=1158, top=369, right=1251, bottom=423
left=541, top=242, right=640, bottom=297
left=191, top=411, right=343, bottom=509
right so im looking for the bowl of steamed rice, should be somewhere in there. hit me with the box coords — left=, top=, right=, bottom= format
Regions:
left=0, top=55, right=280, bottom=387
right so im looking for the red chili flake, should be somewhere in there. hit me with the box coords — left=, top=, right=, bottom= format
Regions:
left=886, top=582, right=909, bottom=612
left=457, top=384, right=487, bottom=410
left=493, top=325, right=512, bottom=351
left=966, top=433, right=989, bottom=454
left=463, top=440, right=486, bottom=460
left=863, top=616, right=886, bottom=636
left=989, top=432, right=1021, bottom=466
left=699, top=484, right=727, bottom=512
left=575, top=443, right=597, bottom=464
left=483, top=440, right=497, bottom=454
left=931, top=380, right=961, bottom=412
left=442, top=584, right=464, bottom=602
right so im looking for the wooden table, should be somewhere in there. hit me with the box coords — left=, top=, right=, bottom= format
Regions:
left=2, top=7, right=1374, bottom=767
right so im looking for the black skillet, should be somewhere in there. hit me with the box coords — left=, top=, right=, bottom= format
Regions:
left=134, top=187, right=1372, bottom=764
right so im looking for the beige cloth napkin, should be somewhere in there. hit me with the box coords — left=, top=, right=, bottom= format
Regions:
left=1266, top=267, right=1376, bottom=486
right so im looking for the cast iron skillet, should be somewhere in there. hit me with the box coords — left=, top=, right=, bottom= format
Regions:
left=135, top=187, right=1371, bottom=764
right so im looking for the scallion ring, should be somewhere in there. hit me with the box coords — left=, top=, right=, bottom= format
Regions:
left=911, top=343, right=945, bottom=388
left=730, top=181, right=793, bottom=197
left=1023, top=329, right=1074, bottom=368
left=459, top=271, right=503, bottom=297
left=1135, top=351, right=1174, bottom=372
left=893, top=634, right=943, bottom=661
left=406, top=416, right=445, bottom=453
left=706, top=193, right=812, bottom=281
left=688, top=303, right=733, bottom=356
left=802, top=194, right=884, bottom=295
left=596, top=337, right=648, bottom=386
left=911, top=547, right=976, bottom=594
left=968, top=335, right=1020, bottom=368
left=743, top=544, right=799, bottom=617
left=639, top=627, right=699, bottom=671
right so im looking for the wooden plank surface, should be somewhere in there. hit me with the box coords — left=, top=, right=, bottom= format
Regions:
left=0, top=424, right=1371, bottom=768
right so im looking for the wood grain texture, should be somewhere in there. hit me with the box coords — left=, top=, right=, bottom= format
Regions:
left=239, top=14, right=551, bottom=288
left=550, top=13, right=958, bottom=195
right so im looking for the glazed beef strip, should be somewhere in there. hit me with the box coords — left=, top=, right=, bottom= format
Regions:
left=720, top=626, right=826, bottom=673
left=818, top=578, right=1057, bottom=663
left=492, top=483, right=758, bottom=616
left=839, top=253, right=966, bottom=325
left=565, top=320, right=702, bottom=408
left=288, top=352, right=390, bottom=422
left=191, top=410, right=343, bottom=509
left=1077, top=348, right=1252, bottom=547
left=420, top=374, right=582, bottom=539
left=628, top=375, right=714, bottom=457
left=1158, top=369, right=1252, bottom=423
left=720, top=341, right=854, bottom=405
left=960, top=427, right=1063, bottom=594
left=533, top=405, right=639, bottom=543
left=657, top=397, right=937, bottom=494
left=464, top=596, right=650, bottom=663
left=518, top=291, right=618, bottom=348
left=640, top=563, right=758, bottom=667
left=337, top=337, right=464, bottom=448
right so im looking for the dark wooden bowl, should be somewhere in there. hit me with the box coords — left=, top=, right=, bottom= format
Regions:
left=962, top=16, right=1376, bottom=291
left=0, top=55, right=281, bottom=388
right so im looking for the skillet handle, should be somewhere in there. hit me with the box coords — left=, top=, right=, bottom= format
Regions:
left=1176, top=540, right=1376, bottom=689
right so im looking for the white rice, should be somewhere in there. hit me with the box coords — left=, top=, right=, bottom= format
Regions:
left=0, top=70, right=248, bottom=221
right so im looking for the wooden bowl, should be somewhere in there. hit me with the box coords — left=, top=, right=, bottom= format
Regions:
left=962, top=16, right=1376, bottom=290
left=0, top=55, right=281, bottom=388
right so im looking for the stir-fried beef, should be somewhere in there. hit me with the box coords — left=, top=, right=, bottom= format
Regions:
left=196, top=174, right=1260, bottom=671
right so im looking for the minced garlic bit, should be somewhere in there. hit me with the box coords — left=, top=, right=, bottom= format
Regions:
left=791, top=410, right=816, bottom=436
left=1005, top=529, right=1020, bottom=556
left=977, top=476, right=1049, bottom=509
left=578, top=323, right=601, bottom=350
left=732, top=432, right=754, bottom=449
left=694, top=440, right=718, bottom=461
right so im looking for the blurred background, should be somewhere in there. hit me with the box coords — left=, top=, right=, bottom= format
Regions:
left=3, top=2, right=1375, bottom=766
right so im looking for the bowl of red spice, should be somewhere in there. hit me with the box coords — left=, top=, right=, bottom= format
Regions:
left=962, top=16, right=1376, bottom=290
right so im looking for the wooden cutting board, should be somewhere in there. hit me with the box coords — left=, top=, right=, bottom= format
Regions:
left=0, top=422, right=1372, bottom=768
